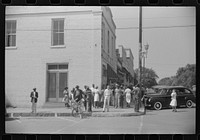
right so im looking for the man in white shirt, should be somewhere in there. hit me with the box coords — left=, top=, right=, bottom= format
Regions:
left=103, top=85, right=112, bottom=112
left=90, top=84, right=95, bottom=108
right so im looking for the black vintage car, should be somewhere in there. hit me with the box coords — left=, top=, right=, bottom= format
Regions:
left=144, top=86, right=196, bottom=110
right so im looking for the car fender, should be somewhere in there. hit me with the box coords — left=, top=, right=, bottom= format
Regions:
left=150, top=97, right=164, bottom=106
left=185, top=96, right=196, bottom=103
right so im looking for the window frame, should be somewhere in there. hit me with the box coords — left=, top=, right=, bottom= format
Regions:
left=51, top=18, right=65, bottom=47
left=5, top=20, right=17, bottom=48
left=102, top=22, right=105, bottom=50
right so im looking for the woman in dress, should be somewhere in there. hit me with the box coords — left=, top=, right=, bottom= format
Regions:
left=170, top=89, right=177, bottom=112
left=125, top=86, right=132, bottom=108
left=94, top=86, right=100, bottom=108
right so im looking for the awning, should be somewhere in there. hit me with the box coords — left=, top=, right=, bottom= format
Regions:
left=107, top=64, right=118, bottom=82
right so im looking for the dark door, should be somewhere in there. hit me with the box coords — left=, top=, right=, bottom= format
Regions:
left=48, top=72, right=57, bottom=102
left=47, top=71, right=68, bottom=102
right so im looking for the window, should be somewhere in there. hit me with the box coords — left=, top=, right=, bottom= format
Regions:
left=48, top=64, right=68, bottom=70
left=160, top=89, right=167, bottom=95
left=5, top=20, right=16, bottom=47
left=112, top=36, right=114, bottom=57
left=102, top=22, right=105, bottom=49
left=52, top=19, right=64, bottom=46
left=184, top=88, right=192, bottom=94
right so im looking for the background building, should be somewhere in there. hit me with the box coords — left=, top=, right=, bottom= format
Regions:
left=116, top=45, right=134, bottom=85
left=5, top=6, right=117, bottom=107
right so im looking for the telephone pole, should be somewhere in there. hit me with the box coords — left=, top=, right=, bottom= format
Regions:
left=139, top=6, right=142, bottom=90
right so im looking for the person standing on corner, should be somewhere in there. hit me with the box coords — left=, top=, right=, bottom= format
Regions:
left=30, top=88, right=38, bottom=113
left=83, top=85, right=88, bottom=111
left=125, top=86, right=132, bottom=108
left=86, top=86, right=93, bottom=112
left=99, top=85, right=105, bottom=108
left=120, top=85, right=125, bottom=108
left=114, top=84, right=120, bottom=108
left=90, top=84, right=95, bottom=108
left=170, top=89, right=177, bottom=112
left=134, top=86, right=140, bottom=112
left=63, top=87, right=70, bottom=107
left=103, top=85, right=112, bottom=112
left=94, top=86, right=100, bottom=108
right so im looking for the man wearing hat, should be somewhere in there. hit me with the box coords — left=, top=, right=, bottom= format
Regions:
left=30, top=88, right=38, bottom=113
left=74, top=85, right=83, bottom=103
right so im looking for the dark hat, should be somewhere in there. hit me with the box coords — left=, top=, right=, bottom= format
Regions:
left=33, top=88, right=36, bottom=90
left=75, top=85, right=79, bottom=88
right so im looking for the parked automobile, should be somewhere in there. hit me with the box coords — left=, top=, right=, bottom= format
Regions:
left=144, top=86, right=196, bottom=110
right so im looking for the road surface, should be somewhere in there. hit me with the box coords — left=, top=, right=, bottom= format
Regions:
left=5, top=108, right=195, bottom=134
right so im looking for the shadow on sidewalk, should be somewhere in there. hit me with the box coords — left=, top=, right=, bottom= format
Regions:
left=5, top=117, right=20, bottom=121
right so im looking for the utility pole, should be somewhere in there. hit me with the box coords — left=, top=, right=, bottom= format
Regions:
left=139, top=6, right=142, bottom=90
left=143, top=53, right=145, bottom=68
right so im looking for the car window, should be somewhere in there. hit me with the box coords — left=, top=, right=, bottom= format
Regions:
left=166, top=89, right=172, bottom=95
left=160, top=89, right=168, bottom=95
left=175, top=89, right=182, bottom=95
left=184, top=88, right=192, bottom=94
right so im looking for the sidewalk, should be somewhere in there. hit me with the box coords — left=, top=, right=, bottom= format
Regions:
left=6, top=105, right=145, bottom=118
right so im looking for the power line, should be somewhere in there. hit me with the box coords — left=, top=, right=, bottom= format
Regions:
left=13, top=25, right=195, bottom=32
left=116, top=25, right=195, bottom=30
left=113, top=16, right=195, bottom=20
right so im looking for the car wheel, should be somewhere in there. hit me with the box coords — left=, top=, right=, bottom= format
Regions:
left=153, top=102, right=162, bottom=110
left=186, top=100, right=193, bottom=108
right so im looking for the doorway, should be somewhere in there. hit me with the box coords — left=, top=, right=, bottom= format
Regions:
left=47, top=64, right=68, bottom=102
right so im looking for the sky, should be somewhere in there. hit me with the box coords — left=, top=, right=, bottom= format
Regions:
left=110, top=7, right=196, bottom=81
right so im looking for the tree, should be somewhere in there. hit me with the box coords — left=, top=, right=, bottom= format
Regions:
left=158, top=64, right=196, bottom=88
left=172, top=64, right=196, bottom=88
left=158, top=76, right=175, bottom=86
left=134, top=67, right=159, bottom=88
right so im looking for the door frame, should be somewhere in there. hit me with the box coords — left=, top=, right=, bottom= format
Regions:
left=46, top=63, right=69, bottom=102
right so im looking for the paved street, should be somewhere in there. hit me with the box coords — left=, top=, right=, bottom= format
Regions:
left=5, top=107, right=195, bottom=134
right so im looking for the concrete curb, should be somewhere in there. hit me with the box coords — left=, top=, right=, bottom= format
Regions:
left=7, top=111, right=144, bottom=118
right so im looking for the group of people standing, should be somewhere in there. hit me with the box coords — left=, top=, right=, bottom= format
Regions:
left=29, top=84, right=177, bottom=114
left=62, top=83, right=145, bottom=113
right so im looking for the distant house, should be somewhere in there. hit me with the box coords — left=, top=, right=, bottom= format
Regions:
left=5, top=6, right=117, bottom=107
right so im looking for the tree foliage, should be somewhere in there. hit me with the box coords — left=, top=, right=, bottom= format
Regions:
left=134, top=67, right=159, bottom=88
left=158, top=76, right=175, bottom=86
left=158, top=64, right=196, bottom=88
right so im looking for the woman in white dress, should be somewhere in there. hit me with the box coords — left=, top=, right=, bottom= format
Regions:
left=170, top=89, right=177, bottom=112
left=94, top=86, right=100, bottom=108
left=125, top=87, right=132, bottom=108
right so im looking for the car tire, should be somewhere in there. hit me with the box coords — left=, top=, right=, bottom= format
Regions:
left=186, top=100, right=193, bottom=108
left=153, top=102, right=162, bottom=110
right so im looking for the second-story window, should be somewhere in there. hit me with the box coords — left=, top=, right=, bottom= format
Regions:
left=5, top=20, right=16, bottom=47
left=101, top=22, right=105, bottom=50
left=112, top=36, right=114, bottom=58
left=52, top=19, right=64, bottom=46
